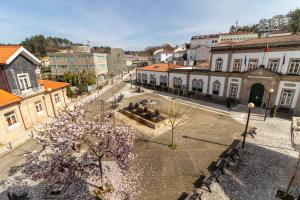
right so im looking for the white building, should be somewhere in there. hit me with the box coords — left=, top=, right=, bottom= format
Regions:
left=259, top=13, right=291, bottom=32
left=153, top=48, right=173, bottom=63
left=137, top=34, right=300, bottom=116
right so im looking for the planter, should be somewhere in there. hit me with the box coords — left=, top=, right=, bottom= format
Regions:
left=119, top=108, right=157, bottom=129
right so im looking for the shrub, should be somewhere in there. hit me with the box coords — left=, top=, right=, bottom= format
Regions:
left=137, top=107, right=144, bottom=114
left=134, top=103, right=139, bottom=109
left=145, top=111, right=154, bottom=119
left=66, top=86, right=73, bottom=98
left=128, top=102, right=134, bottom=110
left=143, top=106, right=148, bottom=113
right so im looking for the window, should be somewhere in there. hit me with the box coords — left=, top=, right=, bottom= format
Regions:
left=150, top=74, right=156, bottom=85
left=215, top=58, right=223, bottom=71
left=288, top=59, right=300, bottom=75
left=280, top=89, right=294, bottom=107
left=137, top=73, right=141, bottom=82
left=4, top=111, right=18, bottom=127
left=229, top=84, right=238, bottom=97
left=173, top=77, right=182, bottom=89
left=212, top=81, right=220, bottom=95
left=35, top=101, right=43, bottom=113
left=54, top=94, right=61, bottom=104
left=248, top=59, right=258, bottom=70
left=233, top=59, right=242, bottom=72
left=192, top=79, right=203, bottom=92
left=142, top=74, right=147, bottom=84
left=268, top=59, right=280, bottom=72
left=160, top=76, right=167, bottom=86
left=17, top=73, right=31, bottom=90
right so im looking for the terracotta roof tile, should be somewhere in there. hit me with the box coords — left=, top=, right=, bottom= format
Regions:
left=0, top=46, right=21, bottom=64
left=38, top=80, right=70, bottom=91
left=138, top=63, right=183, bottom=72
left=0, top=89, right=22, bottom=107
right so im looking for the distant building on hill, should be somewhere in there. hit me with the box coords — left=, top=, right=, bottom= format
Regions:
left=258, top=13, right=291, bottom=33
left=48, top=52, right=108, bottom=82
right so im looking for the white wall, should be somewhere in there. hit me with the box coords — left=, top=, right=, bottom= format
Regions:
left=209, top=76, right=226, bottom=96
left=229, top=50, right=300, bottom=74
left=169, top=72, right=188, bottom=88
left=190, top=37, right=219, bottom=48
left=187, top=46, right=210, bottom=61
left=189, top=74, right=209, bottom=93
left=226, top=77, right=242, bottom=98
left=275, top=81, right=300, bottom=108
left=137, top=70, right=168, bottom=85
left=211, top=54, right=228, bottom=72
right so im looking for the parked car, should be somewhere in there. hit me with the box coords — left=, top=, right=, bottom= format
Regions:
left=139, top=98, right=157, bottom=105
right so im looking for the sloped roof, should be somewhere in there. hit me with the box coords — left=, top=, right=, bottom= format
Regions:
left=38, top=80, right=70, bottom=91
left=0, top=89, right=22, bottom=107
left=0, top=46, right=21, bottom=64
left=234, top=34, right=300, bottom=46
left=0, top=45, right=41, bottom=65
left=138, top=63, right=183, bottom=72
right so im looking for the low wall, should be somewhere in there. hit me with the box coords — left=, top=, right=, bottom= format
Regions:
left=119, top=108, right=156, bottom=129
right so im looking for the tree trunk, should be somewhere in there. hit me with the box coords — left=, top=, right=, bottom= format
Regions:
left=98, top=158, right=104, bottom=189
left=171, top=128, right=174, bottom=147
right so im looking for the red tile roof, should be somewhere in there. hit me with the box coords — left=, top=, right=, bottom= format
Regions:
left=38, top=80, right=70, bottom=91
left=0, top=46, right=21, bottom=64
left=138, top=63, right=183, bottom=72
left=0, top=89, right=22, bottom=107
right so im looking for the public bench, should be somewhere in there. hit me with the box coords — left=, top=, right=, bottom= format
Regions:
left=200, top=170, right=221, bottom=193
left=185, top=189, right=203, bottom=200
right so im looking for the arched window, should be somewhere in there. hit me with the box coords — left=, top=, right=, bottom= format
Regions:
left=160, top=75, right=167, bottom=86
left=212, top=80, right=221, bottom=95
left=192, top=79, right=198, bottom=91
left=142, top=74, right=147, bottom=84
left=173, top=77, right=182, bottom=88
left=192, top=79, right=204, bottom=92
left=150, top=74, right=156, bottom=85
left=215, top=58, right=223, bottom=71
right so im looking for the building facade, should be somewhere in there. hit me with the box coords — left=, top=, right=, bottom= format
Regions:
left=153, top=48, right=173, bottom=63
left=137, top=34, right=300, bottom=116
left=49, top=52, right=108, bottom=81
left=258, top=14, right=291, bottom=33
left=0, top=46, right=70, bottom=145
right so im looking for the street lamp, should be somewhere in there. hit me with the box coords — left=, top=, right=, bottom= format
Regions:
left=264, top=88, right=274, bottom=121
left=242, top=102, right=255, bottom=149
left=130, top=73, right=132, bottom=88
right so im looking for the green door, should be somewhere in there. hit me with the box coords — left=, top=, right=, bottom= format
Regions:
left=249, top=83, right=265, bottom=107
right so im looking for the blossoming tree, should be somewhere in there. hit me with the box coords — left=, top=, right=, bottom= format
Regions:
left=23, top=107, right=137, bottom=199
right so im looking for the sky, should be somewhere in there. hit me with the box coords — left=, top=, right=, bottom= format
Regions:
left=0, top=0, right=299, bottom=51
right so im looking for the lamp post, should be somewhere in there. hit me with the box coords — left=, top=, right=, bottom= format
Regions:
left=264, top=88, right=274, bottom=121
left=242, top=102, right=255, bottom=149
left=130, top=73, right=132, bottom=88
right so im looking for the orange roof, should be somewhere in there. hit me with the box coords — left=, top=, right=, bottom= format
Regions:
left=0, top=89, right=22, bottom=107
left=0, top=46, right=21, bottom=64
left=138, top=63, right=183, bottom=72
left=38, top=80, right=70, bottom=91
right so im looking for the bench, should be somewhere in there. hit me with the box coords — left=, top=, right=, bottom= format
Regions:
left=185, top=189, right=203, bottom=200
left=215, top=157, right=230, bottom=174
left=201, top=170, right=221, bottom=193
left=7, top=192, right=29, bottom=200
left=226, top=147, right=240, bottom=162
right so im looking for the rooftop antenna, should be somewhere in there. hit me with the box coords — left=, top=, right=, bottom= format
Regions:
left=235, top=20, right=238, bottom=32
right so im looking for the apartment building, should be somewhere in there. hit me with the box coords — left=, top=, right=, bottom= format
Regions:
left=259, top=14, right=291, bottom=32
left=49, top=52, right=108, bottom=81
left=0, top=46, right=70, bottom=145
left=107, top=48, right=128, bottom=76
left=153, top=48, right=173, bottom=63
left=137, top=34, right=300, bottom=116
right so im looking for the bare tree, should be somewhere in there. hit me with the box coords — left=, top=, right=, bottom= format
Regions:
left=160, top=99, right=193, bottom=149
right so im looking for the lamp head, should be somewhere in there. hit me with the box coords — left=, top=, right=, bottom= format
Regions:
left=268, top=88, right=274, bottom=93
left=47, top=88, right=52, bottom=92
left=248, top=102, right=255, bottom=109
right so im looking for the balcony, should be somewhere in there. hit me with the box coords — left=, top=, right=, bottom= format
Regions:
left=12, top=85, right=45, bottom=97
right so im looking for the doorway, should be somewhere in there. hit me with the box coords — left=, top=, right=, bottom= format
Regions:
left=249, top=83, right=265, bottom=107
